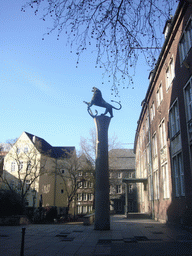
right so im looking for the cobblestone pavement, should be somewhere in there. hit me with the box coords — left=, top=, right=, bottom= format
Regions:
left=1, top=214, right=192, bottom=255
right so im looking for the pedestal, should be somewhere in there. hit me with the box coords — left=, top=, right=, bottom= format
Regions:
left=94, top=115, right=111, bottom=230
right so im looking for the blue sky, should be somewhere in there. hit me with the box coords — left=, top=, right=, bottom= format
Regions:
left=0, top=1, right=177, bottom=150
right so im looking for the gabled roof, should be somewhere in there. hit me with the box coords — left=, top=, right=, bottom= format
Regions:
left=25, top=132, right=75, bottom=158
left=109, top=149, right=135, bottom=170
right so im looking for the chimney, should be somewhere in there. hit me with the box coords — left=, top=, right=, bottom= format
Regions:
left=163, top=18, right=172, bottom=39
left=32, top=136, right=36, bottom=144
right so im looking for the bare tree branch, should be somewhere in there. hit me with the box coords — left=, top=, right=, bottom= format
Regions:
left=21, top=0, right=178, bottom=95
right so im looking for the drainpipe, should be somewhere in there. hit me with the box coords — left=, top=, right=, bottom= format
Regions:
left=54, top=159, right=57, bottom=207
left=142, top=101, right=154, bottom=219
left=125, top=183, right=129, bottom=217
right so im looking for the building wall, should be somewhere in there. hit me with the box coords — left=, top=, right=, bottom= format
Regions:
left=3, top=132, right=41, bottom=207
left=135, top=2, right=192, bottom=224
left=109, top=170, right=137, bottom=213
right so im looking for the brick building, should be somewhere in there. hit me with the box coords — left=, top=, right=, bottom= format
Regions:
left=134, top=1, right=192, bottom=224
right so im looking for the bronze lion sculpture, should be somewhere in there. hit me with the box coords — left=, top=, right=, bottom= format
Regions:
left=83, top=87, right=122, bottom=118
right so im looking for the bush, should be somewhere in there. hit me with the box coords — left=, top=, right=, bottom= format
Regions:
left=0, top=189, right=25, bottom=217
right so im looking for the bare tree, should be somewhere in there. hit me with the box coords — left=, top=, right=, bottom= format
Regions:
left=53, top=150, right=93, bottom=217
left=79, top=127, right=122, bottom=206
left=22, top=0, right=178, bottom=94
left=1, top=141, right=47, bottom=208
left=80, top=127, right=122, bottom=163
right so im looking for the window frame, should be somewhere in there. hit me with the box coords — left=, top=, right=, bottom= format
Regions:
left=11, top=162, right=16, bottom=172
left=169, top=99, right=180, bottom=138
left=172, top=152, right=185, bottom=197
left=179, top=18, right=192, bottom=64
left=162, top=163, right=170, bottom=199
left=116, top=184, right=122, bottom=194
left=165, top=57, right=175, bottom=90
left=159, top=119, right=166, bottom=149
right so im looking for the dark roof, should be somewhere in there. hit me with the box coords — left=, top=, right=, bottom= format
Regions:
left=109, top=149, right=135, bottom=170
left=25, top=132, right=75, bottom=158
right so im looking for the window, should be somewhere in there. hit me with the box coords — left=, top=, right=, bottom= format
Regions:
left=184, top=78, right=192, bottom=122
left=24, top=147, right=28, bottom=153
left=179, top=19, right=192, bottom=63
left=173, top=153, right=185, bottom=197
left=11, top=162, right=16, bottom=172
left=18, top=161, right=23, bottom=171
left=77, top=205, right=82, bottom=214
left=162, top=163, right=170, bottom=199
left=116, top=185, right=122, bottom=194
left=169, top=101, right=180, bottom=138
left=82, top=206, right=87, bottom=214
left=118, top=172, right=122, bottom=179
left=157, top=83, right=163, bottom=107
left=88, top=205, right=93, bottom=213
left=145, top=114, right=149, bottom=131
left=159, top=119, right=166, bottom=149
left=152, top=133, right=157, bottom=157
left=61, top=189, right=64, bottom=194
left=82, top=193, right=87, bottom=201
left=88, top=182, right=93, bottom=188
left=77, top=193, right=82, bottom=201
left=154, top=169, right=159, bottom=200
left=129, top=184, right=133, bottom=194
left=88, top=193, right=93, bottom=201
left=166, top=57, right=175, bottom=90
left=150, top=102, right=155, bottom=121
left=60, top=169, right=65, bottom=174
left=79, top=182, right=83, bottom=188
left=128, top=172, right=132, bottom=178
left=83, top=181, right=87, bottom=188
left=79, top=171, right=82, bottom=176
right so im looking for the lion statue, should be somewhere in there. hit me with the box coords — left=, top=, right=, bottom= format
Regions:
left=83, top=87, right=122, bottom=118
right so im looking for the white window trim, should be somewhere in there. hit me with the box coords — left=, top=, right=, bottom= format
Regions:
left=159, top=118, right=167, bottom=149
left=152, top=132, right=158, bottom=158
left=117, top=185, right=122, bottom=194
left=183, top=76, right=192, bottom=122
left=157, top=82, right=163, bottom=107
left=179, top=17, right=192, bottom=64
left=172, top=152, right=185, bottom=197
left=77, top=193, right=82, bottom=201
left=150, top=101, right=155, bottom=121
left=83, top=193, right=87, bottom=201
left=153, top=169, right=159, bottom=200
left=166, top=56, right=175, bottom=91
left=162, top=162, right=170, bottom=199
left=169, top=99, right=181, bottom=139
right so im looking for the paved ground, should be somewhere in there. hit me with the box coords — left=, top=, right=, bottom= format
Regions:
left=1, top=214, right=192, bottom=255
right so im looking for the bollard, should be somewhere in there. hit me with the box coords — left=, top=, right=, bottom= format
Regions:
left=20, top=227, right=26, bottom=256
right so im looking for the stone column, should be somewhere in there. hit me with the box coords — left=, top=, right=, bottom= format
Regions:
left=125, top=183, right=129, bottom=218
left=94, top=115, right=111, bottom=230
